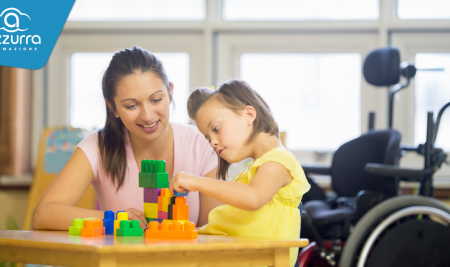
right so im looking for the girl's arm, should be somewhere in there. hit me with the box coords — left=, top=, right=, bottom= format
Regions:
left=170, top=162, right=292, bottom=211
left=197, top=167, right=224, bottom=227
left=32, top=148, right=148, bottom=230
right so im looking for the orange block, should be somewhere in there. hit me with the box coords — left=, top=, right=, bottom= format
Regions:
left=81, top=219, right=105, bottom=237
left=145, top=221, right=198, bottom=239
left=172, top=197, right=189, bottom=221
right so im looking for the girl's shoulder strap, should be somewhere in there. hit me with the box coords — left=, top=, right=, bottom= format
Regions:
left=248, top=147, right=302, bottom=180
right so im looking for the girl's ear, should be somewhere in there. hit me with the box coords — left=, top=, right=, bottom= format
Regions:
left=169, top=82, right=174, bottom=97
left=244, top=106, right=257, bottom=126
left=105, top=99, right=118, bottom=117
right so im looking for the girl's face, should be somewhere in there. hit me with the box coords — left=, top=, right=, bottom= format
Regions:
left=195, top=98, right=255, bottom=163
left=110, top=71, right=172, bottom=142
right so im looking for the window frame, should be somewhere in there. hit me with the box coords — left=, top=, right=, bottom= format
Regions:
left=28, top=0, right=450, bottom=186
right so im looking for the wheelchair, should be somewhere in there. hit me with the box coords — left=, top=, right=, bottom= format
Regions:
left=298, top=47, right=450, bottom=267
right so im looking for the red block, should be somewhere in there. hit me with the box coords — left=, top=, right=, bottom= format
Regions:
left=158, top=211, right=168, bottom=219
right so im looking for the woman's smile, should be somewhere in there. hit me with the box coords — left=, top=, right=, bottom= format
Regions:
left=137, top=120, right=159, bottom=133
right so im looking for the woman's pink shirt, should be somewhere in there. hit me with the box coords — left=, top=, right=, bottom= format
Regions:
left=77, top=122, right=218, bottom=225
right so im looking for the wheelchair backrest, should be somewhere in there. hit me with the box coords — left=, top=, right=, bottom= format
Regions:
left=331, top=129, right=401, bottom=197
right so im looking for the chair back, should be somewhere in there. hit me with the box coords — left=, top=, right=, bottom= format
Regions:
left=331, top=129, right=401, bottom=197
left=22, top=126, right=96, bottom=230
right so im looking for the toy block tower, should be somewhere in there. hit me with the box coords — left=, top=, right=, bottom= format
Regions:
left=139, top=160, right=169, bottom=223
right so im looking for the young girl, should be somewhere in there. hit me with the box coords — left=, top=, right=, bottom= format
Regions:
left=169, top=79, right=310, bottom=266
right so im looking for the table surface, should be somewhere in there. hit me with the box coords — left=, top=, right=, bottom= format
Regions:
left=0, top=230, right=309, bottom=253
left=0, top=230, right=309, bottom=267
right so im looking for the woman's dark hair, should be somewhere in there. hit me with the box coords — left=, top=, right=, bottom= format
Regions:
left=99, top=46, right=172, bottom=191
left=187, top=79, right=279, bottom=180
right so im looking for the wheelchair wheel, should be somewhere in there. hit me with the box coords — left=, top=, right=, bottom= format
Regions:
left=340, top=195, right=450, bottom=267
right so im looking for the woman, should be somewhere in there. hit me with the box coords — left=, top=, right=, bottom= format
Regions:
left=32, top=47, right=222, bottom=230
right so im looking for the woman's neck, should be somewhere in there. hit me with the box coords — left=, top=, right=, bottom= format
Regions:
left=249, top=132, right=283, bottom=160
left=128, top=122, right=173, bottom=160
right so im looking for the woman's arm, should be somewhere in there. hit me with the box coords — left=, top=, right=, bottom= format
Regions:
left=170, top=162, right=292, bottom=211
left=32, top=148, right=102, bottom=230
left=197, top=167, right=223, bottom=227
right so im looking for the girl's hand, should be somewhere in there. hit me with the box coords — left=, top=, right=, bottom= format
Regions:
left=124, top=208, right=148, bottom=229
left=169, top=171, right=199, bottom=196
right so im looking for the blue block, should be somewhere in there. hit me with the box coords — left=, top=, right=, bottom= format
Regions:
left=175, top=190, right=188, bottom=197
left=154, top=219, right=163, bottom=223
left=103, top=210, right=115, bottom=235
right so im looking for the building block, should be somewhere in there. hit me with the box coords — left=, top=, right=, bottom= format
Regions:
left=69, top=218, right=83, bottom=235
left=116, top=220, right=144, bottom=237
left=168, top=204, right=173, bottom=220
left=158, top=211, right=168, bottom=219
left=173, top=197, right=189, bottom=221
left=139, top=160, right=169, bottom=188
left=145, top=221, right=198, bottom=239
left=144, top=203, right=158, bottom=219
left=114, top=211, right=129, bottom=236
left=154, top=219, right=163, bottom=223
left=146, top=218, right=153, bottom=223
left=144, top=188, right=159, bottom=203
left=158, top=188, right=173, bottom=212
left=162, top=220, right=189, bottom=230
left=81, top=219, right=105, bottom=237
left=103, top=210, right=115, bottom=235
left=139, top=173, right=169, bottom=188
left=116, top=210, right=126, bottom=219
left=174, top=190, right=189, bottom=197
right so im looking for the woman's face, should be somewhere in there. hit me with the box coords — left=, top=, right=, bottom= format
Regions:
left=111, top=71, right=172, bottom=142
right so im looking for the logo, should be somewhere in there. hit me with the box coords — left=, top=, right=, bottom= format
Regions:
left=0, top=8, right=31, bottom=32
left=0, top=0, right=75, bottom=70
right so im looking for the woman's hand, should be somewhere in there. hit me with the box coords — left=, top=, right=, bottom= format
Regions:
left=124, top=208, right=148, bottom=229
left=169, top=171, right=200, bottom=196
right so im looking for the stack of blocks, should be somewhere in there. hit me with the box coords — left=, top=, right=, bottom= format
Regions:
left=139, top=160, right=196, bottom=239
left=140, top=160, right=190, bottom=223
left=69, top=211, right=144, bottom=237
left=69, top=217, right=105, bottom=237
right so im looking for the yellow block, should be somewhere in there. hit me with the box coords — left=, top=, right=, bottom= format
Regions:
left=144, top=203, right=158, bottom=219
left=114, top=212, right=129, bottom=236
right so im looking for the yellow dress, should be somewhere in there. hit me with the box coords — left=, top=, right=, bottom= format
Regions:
left=198, top=147, right=311, bottom=267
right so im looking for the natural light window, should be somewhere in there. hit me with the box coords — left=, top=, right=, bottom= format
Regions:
left=398, top=0, right=450, bottom=20
left=68, top=0, right=205, bottom=21
left=223, top=0, right=379, bottom=21
left=240, top=53, right=361, bottom=151
left=70, top=52, right=189, bottom=130
left=414, top=53, right=450, bottom=151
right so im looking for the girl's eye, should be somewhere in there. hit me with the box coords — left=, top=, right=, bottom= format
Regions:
left=153, top=98, right=162, bottom=103
left=126, top=105, right=137, bottom=109
left=213, top=126, right=219, bottom=133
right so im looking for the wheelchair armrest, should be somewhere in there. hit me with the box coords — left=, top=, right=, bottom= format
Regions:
left=365, top=163, right=424, bottom=180
left=302, top=165, right=332, bottom=175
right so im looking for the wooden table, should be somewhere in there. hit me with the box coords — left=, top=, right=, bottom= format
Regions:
left=0, top=230, right=309, bottom=267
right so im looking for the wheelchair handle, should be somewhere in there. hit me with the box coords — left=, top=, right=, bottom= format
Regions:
left=365, top=152, right=447, bottom=180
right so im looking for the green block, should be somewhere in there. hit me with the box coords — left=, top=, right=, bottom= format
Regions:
left=69, top=218, right=83, bottom=235
left=145, top=218, right=153, bottom=223
left=141, top=160, right=166, bottom=174
left=69, top=227, right=81, bottom=235
left=139, top=173, right=169, bottom=188
left=116, top=220, right=144, bottom=236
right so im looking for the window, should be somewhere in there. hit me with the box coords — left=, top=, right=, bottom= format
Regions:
left=414, top=53, right=450, bottom=151
left=68, top=0, right=205, bottom=21
left=223, top=0, right=379, bottom=21
left=70, top=52, right=190, bottom=130
left=398, top=0, right=450, bottom=20
left=240, top=53, right=361, bottom=151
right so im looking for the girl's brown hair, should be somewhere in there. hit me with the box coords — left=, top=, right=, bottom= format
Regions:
left=187, top=79, right=279, bottom=180
left=99, top=46, right=172, bottom=190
